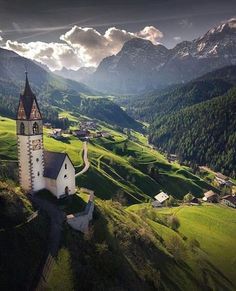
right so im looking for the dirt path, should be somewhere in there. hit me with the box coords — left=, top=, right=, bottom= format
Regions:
left=75, top=141, right=90, bottom=177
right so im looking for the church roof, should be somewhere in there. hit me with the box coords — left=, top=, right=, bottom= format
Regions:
left=43, top=151, right=74, bottom=179
left=18, top=72, right=42, bottom=120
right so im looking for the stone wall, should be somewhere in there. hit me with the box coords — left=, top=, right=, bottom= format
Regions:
left=67, top=189, right=94, bottom=233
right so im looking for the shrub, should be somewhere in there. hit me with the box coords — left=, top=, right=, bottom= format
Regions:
left=165, top=235, right=187, bottom=261
left=167, top=215, right=180, bottom=231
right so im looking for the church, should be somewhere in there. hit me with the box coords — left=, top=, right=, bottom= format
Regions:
left=16, top=73, right=76, bottom=198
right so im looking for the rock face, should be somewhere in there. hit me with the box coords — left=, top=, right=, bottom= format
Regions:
left=89, top=18, right=236, bottom=94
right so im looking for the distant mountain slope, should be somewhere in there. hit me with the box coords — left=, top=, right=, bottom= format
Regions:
left=54, top=66, right=96, bottom=83
left=0, top=48, right=140, bottom=130
left=0, top=47, right=94, bottom=95
left=149, top=87, right=236, bottom=176
left=123, top=65, right=236, bottom=176
left=90, top=18, right=236, bottom=93
left=118, top=65, right=236, bottom=120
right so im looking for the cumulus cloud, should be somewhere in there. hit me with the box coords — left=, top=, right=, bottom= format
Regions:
left=4, top=25, right=163, bottom=71
left=136, top=26, right=163, bottom=43
left=60, top=26, right=136, bottom=65
left=5, top=40, right=83, bottom=70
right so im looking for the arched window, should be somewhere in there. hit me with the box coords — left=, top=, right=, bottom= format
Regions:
left=33, top=122, right=39, bottom=135
left=20, top=122, right=25, bottom=135
left=65, top=163, right=67, bottom=170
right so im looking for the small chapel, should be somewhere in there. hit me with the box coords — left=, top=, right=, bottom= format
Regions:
left=16, top=72, right=76, bottom=198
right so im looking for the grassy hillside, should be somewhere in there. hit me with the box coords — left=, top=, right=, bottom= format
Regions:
left=128, top=203, right=236, bottom=289
left=45, top=200, right=235, bottom=291
left=0, top=115, right=216, bottom=203
left=0, top=181, right=49, bottom=291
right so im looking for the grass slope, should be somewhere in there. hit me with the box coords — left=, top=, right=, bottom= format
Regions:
left=0, top=115, right=216, bottom=203
left=128, top=203, right=236, bottom=289
left=46, top=200, right=235, bottom=291
left=0, top=182, right=49, bottom=291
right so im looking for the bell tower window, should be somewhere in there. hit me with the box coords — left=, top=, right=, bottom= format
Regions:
left=20, top=122, right=25, bottom=135
left=33, top=122, right=39, bottom=135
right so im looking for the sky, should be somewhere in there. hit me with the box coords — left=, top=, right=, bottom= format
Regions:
left=0, top=0, right=235, bottom=70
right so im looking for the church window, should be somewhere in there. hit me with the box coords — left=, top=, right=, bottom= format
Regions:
left=64, top=174, right=67, bottom=178
left=36, top=158, right=39, bottom=162
left=33, top=122, right=39, bottom=134
left=20, top=122, right=25, bottom=135
left=37, top=172, right=40, bottom=176
left=65, top=163, right=67, bottom=170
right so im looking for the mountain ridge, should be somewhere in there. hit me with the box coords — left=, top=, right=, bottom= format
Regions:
left=89, top=18, right=236, bottom=94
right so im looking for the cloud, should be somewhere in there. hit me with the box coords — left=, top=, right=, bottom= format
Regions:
left=136, top=26, right=163, bottom=43
left=173, top=36, right=182, bottom=41
left=3, top=25, right=163, bottom=70
left=5, top=40, right=83, bottom=70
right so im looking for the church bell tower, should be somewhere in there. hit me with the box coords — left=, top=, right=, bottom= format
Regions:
left=16, top=72, right=45, bottom=193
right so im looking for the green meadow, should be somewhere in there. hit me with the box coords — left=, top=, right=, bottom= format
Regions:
left=0, top=114, right=216, bottom=202
left=127, top=203, right=236, bottom=289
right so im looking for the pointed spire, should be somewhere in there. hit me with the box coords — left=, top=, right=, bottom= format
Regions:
left=19, top=71, right=42, bottom=120
left=23, top=71, right=34, bottom=97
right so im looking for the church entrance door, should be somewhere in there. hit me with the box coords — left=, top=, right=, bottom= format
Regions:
left=65, top=186, right=69, bottom=195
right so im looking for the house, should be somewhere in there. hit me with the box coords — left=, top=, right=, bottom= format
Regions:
left=152, top=191, right=169, bottom=207
left=16, top=72, right=76, bottom=198
left=202, top=190, right=219, bottom=203
left=151, top=200, right=162, bottom=208
left=221, top=195, right=236, bottom=208
left=51, top=128, right=63, bottom=140
left=167, top=153, right=178, bottom=163
left=190, top=197, right=200, bottom=205
left=44, top=151, right=75, bottom=198
left=214, top=172, right=232, bottom=186
left=72, top=129, right=90, bottom=138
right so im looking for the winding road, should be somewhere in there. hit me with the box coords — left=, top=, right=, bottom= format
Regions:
left=75, top=141, right=90, bottom=177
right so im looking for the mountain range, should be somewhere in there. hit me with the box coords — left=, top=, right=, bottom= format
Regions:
left=54, top=66, right=96, bottom=83
left=88, top=18, right=236, bottom=94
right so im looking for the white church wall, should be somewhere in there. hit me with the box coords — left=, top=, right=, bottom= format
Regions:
left=45, top=177, right=57, bottom=196
left=56, top=156, right=76, bottom=198
left=17, top=135, right=31, bottom=192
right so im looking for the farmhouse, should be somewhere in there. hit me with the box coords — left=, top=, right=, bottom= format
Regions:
left=202, top=190, right=219, bottom=203
left=16, top=72, right=76, bottom=198
left=72, top=129, right=90, bottom=138
left=214, top=172, right=232, bottom=187
left=221, top=195, right=236, bottom=208
left=152, top=191, right=169, bottom=207
left=51, top=128, right=63, bottom=140
left=190, top=197, right=200, bottom=205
